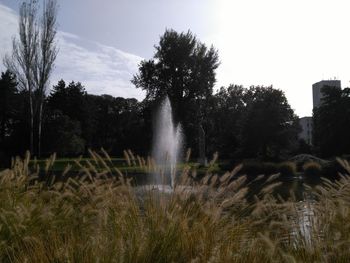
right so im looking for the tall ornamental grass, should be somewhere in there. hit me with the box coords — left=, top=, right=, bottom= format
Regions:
left=0, top=151, right=349, bottom=262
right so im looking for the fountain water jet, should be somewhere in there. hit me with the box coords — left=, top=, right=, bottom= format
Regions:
left=152, top=96, right=182, bottom=189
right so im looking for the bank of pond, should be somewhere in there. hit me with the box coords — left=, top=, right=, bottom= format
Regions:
left=7, top=153, right=344, bottom=204
left=24, top=154, right=347, bottom=181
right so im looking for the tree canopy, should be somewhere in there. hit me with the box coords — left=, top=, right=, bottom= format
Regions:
left=238, top=86, right=300, bottom=159
left=132, top=29, right=219, bottom=105
left=207, top=85, right=300, bottom=160
left=313, top=85, right=350, bottom=157
left=132, top=29, right=219, bottom=158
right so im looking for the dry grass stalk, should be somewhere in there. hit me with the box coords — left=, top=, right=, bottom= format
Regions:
left=0, top=152, right=349, bottom=262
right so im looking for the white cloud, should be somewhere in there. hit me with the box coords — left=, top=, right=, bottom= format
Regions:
left=0, top=3, right=145, bottom=100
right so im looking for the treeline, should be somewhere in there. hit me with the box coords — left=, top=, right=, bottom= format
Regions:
left=0, top=70, right=302, bottom=165
left=2, top=71, right=346, bottom=165
left=3, top=24, right=346, bottom=165
left=0, top=75, right=147, bottom=163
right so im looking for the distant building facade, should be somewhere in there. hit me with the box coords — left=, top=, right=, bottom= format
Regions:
left=298, top=116, right=313, bottom=145
left=312, top=80, right=341, bottom=108
left=298, top=79, right=341, bottom=145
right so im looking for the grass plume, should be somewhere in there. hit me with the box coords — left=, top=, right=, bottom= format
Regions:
left=0, top=151, right=349, bottom=262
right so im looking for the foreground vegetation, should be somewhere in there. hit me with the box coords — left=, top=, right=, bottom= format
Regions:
left=20, top=153, right=346, bottom=180
left=0, top=151, right=350, bottom=262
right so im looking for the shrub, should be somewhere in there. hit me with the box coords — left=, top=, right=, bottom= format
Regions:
left=303, top=162, right=322, bottom=177
left=278, top=161, right=297, bottom=177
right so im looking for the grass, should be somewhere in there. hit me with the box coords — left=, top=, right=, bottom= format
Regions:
left=0, top=150, right=350, bottom=262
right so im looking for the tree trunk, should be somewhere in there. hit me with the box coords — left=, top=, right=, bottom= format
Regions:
left=37, top=94, right=44, bottom=158
left=0, top=119, right=5, bottom=143
left=198, top=124, right=207, bottom=165
left=28, top=82, right=34, bottom=154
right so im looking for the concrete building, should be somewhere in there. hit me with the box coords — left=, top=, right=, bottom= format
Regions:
left=298, top=116, right=313, bottom=145
left=312, top=80, right=341, bottom=108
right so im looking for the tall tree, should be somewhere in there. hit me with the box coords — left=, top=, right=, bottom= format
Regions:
left=0, top=71, right=18, bottom=145
left=4, top=0, right=38, bottom=153
left=0, top=71, right=29, bottom=165
left=44, top=80, right=87, bottom=156
left=238, top=86, right=300, bottom=160
left=89, top=95, right=144, bottom=154
left=206, top=85, right=246, bottom=157
left=33, top=0, right=58, bottom=157
left=132, top=29, right=219, bottom=159
left=48, top=80, right=88, bottom=122
left=4, top=0, right=58, bottom=156
left=43, top=111, right=85, bottom=156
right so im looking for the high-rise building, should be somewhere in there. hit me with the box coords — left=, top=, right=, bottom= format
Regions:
left=312, top=80, right=341, bottom=108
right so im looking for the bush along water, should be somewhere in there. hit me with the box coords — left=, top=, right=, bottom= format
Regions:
left=278, top=161, right=297, bottom=177
left=303, top=162, right=322, bottom=177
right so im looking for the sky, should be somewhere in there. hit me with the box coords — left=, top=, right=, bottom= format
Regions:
left=1, top=0, right=350, bottom=117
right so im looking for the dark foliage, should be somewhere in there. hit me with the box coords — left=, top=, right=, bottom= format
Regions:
left=0, top=71, right=28, bottom=166
left=206, top=85, right=300, bottom=160
left=238, top=86, right=300, bottom=160
left=313, top=86, right=350, bottom=157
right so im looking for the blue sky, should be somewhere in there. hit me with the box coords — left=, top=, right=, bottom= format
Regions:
left=1, top=0, right=350, bottom=117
